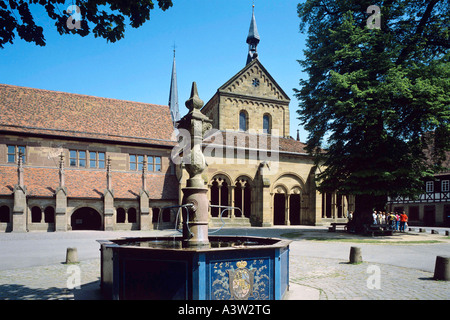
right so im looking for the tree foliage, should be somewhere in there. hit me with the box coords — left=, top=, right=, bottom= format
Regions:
left=0, top=0, right=173, bottom=48
left=295, top=0, right=449, bottom=209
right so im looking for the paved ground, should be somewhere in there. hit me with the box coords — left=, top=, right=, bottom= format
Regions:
left=0, top=226, right=449, bottom=300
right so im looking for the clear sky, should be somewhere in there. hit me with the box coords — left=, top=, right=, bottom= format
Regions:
left=0, top=0, right=308, bottom=141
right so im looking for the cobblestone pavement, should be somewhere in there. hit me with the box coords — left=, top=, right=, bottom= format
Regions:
left=289, top=256, right=450, bottom=300
left=0, top=227, right=449, bottom=300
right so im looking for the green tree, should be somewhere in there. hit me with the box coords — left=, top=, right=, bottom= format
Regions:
left=295, top=0, right=449, bottom=226
left=0, top=0, right=173, bottom=48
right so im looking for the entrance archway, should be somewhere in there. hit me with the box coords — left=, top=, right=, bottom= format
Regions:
left=289, top=194, right=301, bottom=225
left=71, top=207, right=102, bottom=230
left=273, top=194, right=286, bottom=225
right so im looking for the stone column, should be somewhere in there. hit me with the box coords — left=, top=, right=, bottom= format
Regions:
left=140, top=159, right=151, bottom=230
left=12, top=152, right=27, bottom=232
left=103, top=156, right=115, bottom=231
left=230, top=185, right=235, bottom=218
left=285, top=194, right=290, bottom=226
left=55, top=153, right=68, bottom=232
left=177, top=82, right=212, bottom=248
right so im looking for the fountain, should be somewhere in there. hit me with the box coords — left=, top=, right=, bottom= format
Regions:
left=97, top=83, right=291, bottom=300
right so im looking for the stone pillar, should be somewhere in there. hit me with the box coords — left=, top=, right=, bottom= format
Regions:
left=257, top=162, right=272, bottom=227
left=177, top=82, right=212, bottom=248
left=12, top=152, right=27, bottom=232
left=230, top=185, right=235, bottom=218
left=139, top=159, right=151, bottom=230
left=331, top=192, right=337, bottom=219
left=103, top=157, right=115, bottom=231
left=55, top=153, right=68, bottom=232
left=433, top=256, right=450, bottom=281
left=285, top=194, right=290, bottom=226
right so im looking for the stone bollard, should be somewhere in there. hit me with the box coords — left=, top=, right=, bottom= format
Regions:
left=65, top=247, right=79, bottom=264
left=433, top=256, right=450, bottom=281
left=349, top=246, right=362, bottom=264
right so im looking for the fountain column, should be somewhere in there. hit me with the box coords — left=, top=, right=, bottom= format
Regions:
left=177, top=82, right=212, bottom=247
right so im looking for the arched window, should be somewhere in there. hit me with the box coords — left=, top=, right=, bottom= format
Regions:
left=263, top=114, right=271, bottom=134
left=128, top=208, right=137, bottom=223
left=0, top=206, right=10, bottom=223
left=44, top=206, right=55, bottom=223
left=239, top=111, right=248, bottom=132
left=117, top=208, right=126, bottom=223
left=31, top=206, right=42, bottom=223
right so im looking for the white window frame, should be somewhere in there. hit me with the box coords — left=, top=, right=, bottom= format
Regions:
left=426, top=181, right=434, bottom=193
left=442, top=180, right=449, bottom=192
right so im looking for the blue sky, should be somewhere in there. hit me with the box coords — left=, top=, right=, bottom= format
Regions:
left=0, top=0, right=308, bottom=141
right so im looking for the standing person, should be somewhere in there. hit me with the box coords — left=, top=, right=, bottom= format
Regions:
left=373, top=211, right=377, bottom=224
left=390, top=212, right=395, bottom=230
left=395, top=213, right=400, bottom=231
left=400, top=211, right=408, bottom=232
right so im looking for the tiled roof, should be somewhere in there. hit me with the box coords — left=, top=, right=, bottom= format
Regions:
left=0, top=166, right=178, bottom=199
left=0, top=84, right=176, bottom=147
left=202, top=130, right=309, bottom=155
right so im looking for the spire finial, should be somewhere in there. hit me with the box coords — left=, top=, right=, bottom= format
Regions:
left=169, top=46, right=180, bottom=126
left=246, top=3, right=260, bottom=65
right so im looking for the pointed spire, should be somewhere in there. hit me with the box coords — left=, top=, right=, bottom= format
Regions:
left=169, top=47, right=180, bottom=126
left=246, top=4, right=260, bottom=65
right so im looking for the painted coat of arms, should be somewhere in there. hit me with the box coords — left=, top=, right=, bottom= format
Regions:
left=211, top=258, right=270, bottom=300
left=227, top=261, right=256, bottom=300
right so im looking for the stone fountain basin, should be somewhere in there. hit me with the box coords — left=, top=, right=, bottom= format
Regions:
left=98, top=235, right=291, bottom=300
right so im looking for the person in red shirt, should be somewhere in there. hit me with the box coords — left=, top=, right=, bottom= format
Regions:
left=400, top=212, right=408, bottom=232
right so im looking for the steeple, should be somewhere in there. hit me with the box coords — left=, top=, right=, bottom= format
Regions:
left=246, top=5, right=260, bottom=65
left=169, top=47, right=180, bottom=126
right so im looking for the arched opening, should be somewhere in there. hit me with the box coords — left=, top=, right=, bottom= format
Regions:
left=117, top=208, right=126, bottom=223
left=152, top=208, right=160, bottom=223
left=235, top=181, right=243, bottom=217
left=31, top=206, right=42, bottom=223
left=162, top=208, right=171, bottom=223
left=71, top=207, right=102, bottom=230
left=0, top=206, right=10, bottom=223
left=210, top=175, right=232, bottom=218
left=128, top=208, right=137, bottom=223
left=289, top=194, right=301, bottom=225
left=235, top=177, right=252, bottom=219
left=211, top=180, right=220, bottom=217
left=44, top=206, right=55, bottom=223
left=273, top=194, right=286, bottom=225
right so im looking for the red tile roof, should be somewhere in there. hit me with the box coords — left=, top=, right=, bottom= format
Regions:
left=202, top=130, right=309, bottom=155
left=0, top=165, right=178, bottom=199
left=0, top=84, right=176, bottom=147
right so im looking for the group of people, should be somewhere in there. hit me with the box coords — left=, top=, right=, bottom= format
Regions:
left=372, top=211, right=409, bottom=232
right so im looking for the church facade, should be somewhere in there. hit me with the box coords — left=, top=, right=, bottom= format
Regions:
left=177, top=8, right=353, bottom=228
left=0, top=7, right=352, bottom=232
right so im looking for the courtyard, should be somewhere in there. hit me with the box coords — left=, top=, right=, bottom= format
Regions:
left=0, top=226, right=448, bottom=300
